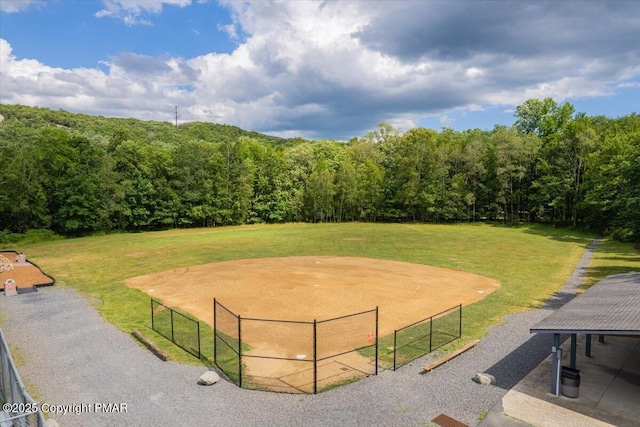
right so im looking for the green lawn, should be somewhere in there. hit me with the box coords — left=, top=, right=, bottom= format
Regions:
left=583, top=238, right=640, bottom=289
left=6, top=222, right=638, bottom=364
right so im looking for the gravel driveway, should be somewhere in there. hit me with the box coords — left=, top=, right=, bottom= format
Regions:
left=0, top=241, right=598, bottom=427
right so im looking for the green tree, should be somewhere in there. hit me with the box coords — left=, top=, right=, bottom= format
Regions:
left=334, top=159, right=358, bottom=221
left=391, top=127, right=439, bottom=220
left=172, top=140, right=217, bottom=227
left=0, top=119, right=49, bottom=232
left=305, top=156, right=335, bottom=222
left=52, top=134, right=114, bottom=235
left=583, top=114, right=640, bottom=242
left=212, top=137, right=255, bottom=225
left=461, top=130, right=488, bottom=221
left=491, top=127, right=540, bottom=222
left=514, top=97, right=575, bottom=140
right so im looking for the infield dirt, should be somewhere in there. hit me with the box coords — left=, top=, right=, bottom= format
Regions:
left=125, top=256, right=500, bottom=335
left=126, top=256, right=500, bottom=393
left=126, top=256, right=499, bottom=392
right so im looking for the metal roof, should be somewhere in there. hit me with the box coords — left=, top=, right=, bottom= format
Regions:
left=531, top=272, right=640, bottom=335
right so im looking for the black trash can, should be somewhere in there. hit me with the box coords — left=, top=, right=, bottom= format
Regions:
left=561, top=366, right=580, bottom=398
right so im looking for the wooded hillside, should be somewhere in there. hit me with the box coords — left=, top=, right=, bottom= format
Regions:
left=1, top=100, right=638, bottom=242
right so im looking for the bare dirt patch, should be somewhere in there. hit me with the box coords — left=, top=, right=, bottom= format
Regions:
left=0, top=252, right=54, bottom=290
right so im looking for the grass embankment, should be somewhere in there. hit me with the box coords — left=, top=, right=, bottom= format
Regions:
left=5, top=222, right=632, bottom=365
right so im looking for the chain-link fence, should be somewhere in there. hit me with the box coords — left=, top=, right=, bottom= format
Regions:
left=210, top=299, right=465, bottom=392
left=213, top=299, right=378, bottom=394
left=316, top=309, right=378, bottom=392
left=151, top=299, right=201, bottom=358
left=213, top=300, right=242, bottom=386
left=378, top=304, right=462, bottom=370
left=0, top=327, right=46, bottom=427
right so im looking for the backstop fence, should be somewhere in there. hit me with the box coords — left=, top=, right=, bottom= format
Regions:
left=0, top=327, right=46, bottom=427
left=378, top=304, right=462, bottom=370
left=149, top=298, right=463, bottom=393
left=151, top=299, right=201, bottom=359
left=214, top=299, right=378, bottom=394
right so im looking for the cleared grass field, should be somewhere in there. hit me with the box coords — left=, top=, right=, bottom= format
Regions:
left=4, top=223, right=637, bottom=364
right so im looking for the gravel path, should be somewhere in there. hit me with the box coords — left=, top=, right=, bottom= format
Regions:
left=0, top=241, right=599, bottom=427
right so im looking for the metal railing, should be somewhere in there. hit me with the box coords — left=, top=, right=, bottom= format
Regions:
left=0, top=327, right=46, bottom=427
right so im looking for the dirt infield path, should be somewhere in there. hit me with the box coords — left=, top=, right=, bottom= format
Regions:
left=0, top=242, right=598, bottom=426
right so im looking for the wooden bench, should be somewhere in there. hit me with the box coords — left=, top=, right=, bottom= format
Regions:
left=132, top=328, right=169, bottom=361
left=423, top=339, right=481, bottom=372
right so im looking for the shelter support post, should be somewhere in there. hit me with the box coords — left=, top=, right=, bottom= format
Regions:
left=570, top=334, right=577, bottom=369
left=586, top=334, right=592, bottom=357
left=599, top=334, right=605, bottom=343
left=551, top=333, right=562, bottom=396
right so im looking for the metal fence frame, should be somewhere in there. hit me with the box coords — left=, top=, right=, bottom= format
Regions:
left=391, top=304, right=462, bottom=370
left=151, top=299, right=201, bottom=359
left=213, top=299, right=242, bottom=388
left=213, top=298, right=378, bottom=394
left=0, top=327, right=46, bottom=427
left=209, top=299, right=464, bottom=392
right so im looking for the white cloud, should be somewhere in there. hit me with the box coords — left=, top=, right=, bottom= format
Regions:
left=0, top=0, right=44, bottom=13
left=2, top=1, right=639, bottom=139
left=617, top=81, right=640, bottom=89
left=439, top=115, right=455, bottom=127
left=96, top=0, right=193, bottom=26
left=465, top=67, right=484, bottom=78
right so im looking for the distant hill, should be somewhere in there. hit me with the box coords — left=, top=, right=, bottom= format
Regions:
left=0, top=104, right=298, bottom=146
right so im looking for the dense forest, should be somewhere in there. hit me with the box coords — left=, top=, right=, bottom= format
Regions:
left=0, top=100, right=638, bottom=243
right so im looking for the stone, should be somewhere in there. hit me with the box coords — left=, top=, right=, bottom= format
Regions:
left=473, top=372, right=496, bottom=386
left=198, top=371, right=220, bottom=386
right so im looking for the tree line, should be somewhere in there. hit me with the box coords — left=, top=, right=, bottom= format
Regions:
left=0, top=100, right=638, bottom=243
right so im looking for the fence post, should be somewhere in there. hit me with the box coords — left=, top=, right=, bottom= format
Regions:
left=375, top=306, right=379, bottom=375
left=238, top=314, right=242, bottom=388
left=197, top=321, right=201, bottom=359
left=151, top=299, right=154, bottom=331
left=429, top=316, right=433, bottom=353
left=313, top=319, right=317, bottom=394
left=213, top=299, right=217, bottom=364
left=170, top=309, right=175, bottom=343
left=393, top=330, right=397, bottom=371
left=458, top=304, right=462, bottom=338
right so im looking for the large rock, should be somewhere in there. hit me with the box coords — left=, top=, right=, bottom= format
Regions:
left=198, top=371, right=220, bottom=386
left=473, top=372, right=496, bottom=386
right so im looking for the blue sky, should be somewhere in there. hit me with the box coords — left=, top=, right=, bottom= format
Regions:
left=1, top=0, right=639, bottom=140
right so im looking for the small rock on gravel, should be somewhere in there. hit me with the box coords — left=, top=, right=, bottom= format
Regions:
left=198, top=371, right=220, bottom=386
left=473, top=372, right=497, bottom=386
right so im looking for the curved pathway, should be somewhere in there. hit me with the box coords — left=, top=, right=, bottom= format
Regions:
left=0, top=240, right=600, bottom=427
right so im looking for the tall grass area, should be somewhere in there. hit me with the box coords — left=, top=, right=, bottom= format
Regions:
left=3, top=223, right=605, bottom=364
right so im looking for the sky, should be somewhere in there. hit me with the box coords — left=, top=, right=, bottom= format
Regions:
left=0, top=0, right=639, bottom=141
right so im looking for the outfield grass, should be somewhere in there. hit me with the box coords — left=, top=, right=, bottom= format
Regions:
left=5, top=222, right=636, bottom=365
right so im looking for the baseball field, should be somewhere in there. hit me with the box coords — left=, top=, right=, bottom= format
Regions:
left=7, top=222, right=607, bottom=371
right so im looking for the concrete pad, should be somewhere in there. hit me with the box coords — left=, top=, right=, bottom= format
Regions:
left=482, top=336, right=640, bottom=427
left=502, top=390, right=615, bottom=427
